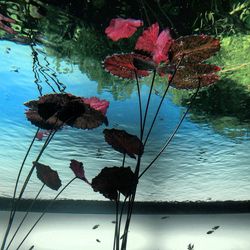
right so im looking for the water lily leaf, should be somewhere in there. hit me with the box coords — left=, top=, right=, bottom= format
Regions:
left=34, top=161, right=61, bottom=190
left=103, top=128, right=144, bottom=158
left=105, top=18, right=143, bottom=41
left=133, top=57, right=157, bottom=71
left=103, top=53, right=151, bottom=79
left=24, top=94, right=108, bottom=130
left=91, top=166, right=136, bottom=200
left=135, top=22, right=173, bottom=64
left=170, top=63, right=221, bottom=89
left=170, top=35, right=220, bottom=64
left=70, top=160, right=90, bottom=184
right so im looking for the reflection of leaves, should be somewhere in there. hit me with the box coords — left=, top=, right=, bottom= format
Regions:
left=92, top=167, right=136, bottom=200
left=171, top=63, right=220, bottom=89
left=24, top=94, right=108, bottom=130
left=103, top=128, right=144, bottom=158
left=34, top=162, right=61, bottom=190
left=170, top=35, right=220, bottom=64
left=104, top=53, right=150, bottom=79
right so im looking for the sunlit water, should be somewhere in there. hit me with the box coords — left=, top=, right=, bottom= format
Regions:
left=0, top=40, right=249, bottom=202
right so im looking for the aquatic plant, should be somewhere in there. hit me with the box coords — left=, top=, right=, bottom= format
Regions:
left=0, top=15, right=220, bottom=250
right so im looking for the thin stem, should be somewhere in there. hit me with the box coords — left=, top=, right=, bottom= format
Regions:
left=135, top=72, right=143, bottom=140
left=6, top=184, right=45, bottom=250
left=15, top=178, right=77, bottom=250
left=1, top=129, right=39, bottom=250
left=142, top=70, right=156, bottom=139
left=143, top=82, right=170, bottom=146
left=115, top=193, right=120, bottom=250
left=143, top=55, right=184, bottom=146
left=139, top=81, right=201, bottom=179
left=121, top=154, right=126, bottom=168
left=4, top=130, right=57, bottom=250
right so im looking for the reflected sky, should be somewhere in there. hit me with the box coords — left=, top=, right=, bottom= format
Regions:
left=0, top=40, right=250, bottom=202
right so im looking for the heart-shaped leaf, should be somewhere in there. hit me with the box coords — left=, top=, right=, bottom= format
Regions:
left=34, top=161, right=61, bottom=190
left=170, top=35, right=220, bottom=64
left=92, top=166, right=136, bottom=200
left=103, top=128, right=144, bottom=158
left=170, top=63, right=221, bottom=89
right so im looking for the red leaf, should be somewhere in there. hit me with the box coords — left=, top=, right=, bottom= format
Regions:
left=82, top=97, right=109, bottom=115
left=170, top=35, right=220, bottom=64
left=135, top=23, right=173, bottom=64
left=103, top=128, right=144, bottom=158
left=170, top=63, right=220, bottom=89
left=105, top=18, right=143, bottom=41
left=103, top=53, right=151, bottom=79
left=34, top=161, right=61, bottom=191
left=70, top=159, right=90, bottom=184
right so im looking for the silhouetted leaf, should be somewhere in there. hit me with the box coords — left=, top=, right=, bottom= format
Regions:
left=170, top=63, right=220, bottom=89
left=70, top=160, right=90, bottom=184
left=103, top=53, right=151, bottom=79
left=92, top=224, right=100, bottom=230
left=92, top=167, right=136, bottom=200
left=34, top=162, right=61, bottom=190
left=24, top=94, right=108, bottom=130
left=103, top=128, right=144, bottom=158
left=170, top=35, right=220, bottom=64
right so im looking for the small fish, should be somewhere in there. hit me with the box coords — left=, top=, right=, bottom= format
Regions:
left=96, top=239, right=101, bottom=243
left=92, top=224, right=100, bottom=230
left=212, top=226, right=220, bottom=230
left=28, top=246, right=35, bottom=250
left=154, top=88, right=160, bottom=96
left=187, top=243, right=194, bottom=250
left=206, top=230, right=214, bottom=234
left=161, top=216, right=169, bottom=220
left=111, top=221, right=116, bottom=224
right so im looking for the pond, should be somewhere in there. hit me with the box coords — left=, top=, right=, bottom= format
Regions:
left=0, top=0, right=250, bottom=204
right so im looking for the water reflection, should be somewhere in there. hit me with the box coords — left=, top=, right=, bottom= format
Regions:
left=0, top=0, right=249, bottom=201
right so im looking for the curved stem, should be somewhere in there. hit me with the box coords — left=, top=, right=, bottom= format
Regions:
left=143, top=56, right=184, bottom=147
left=139, top=81, right=201, bottom=179
left=15, top=178, right=77, bottom=250
left=1, top=129, right=39, bottom=250
left=135, top=72, right=143, bottom=140
left=6, top=184, right=45, bottom=250
left=142, top=70, right=156, bottom=140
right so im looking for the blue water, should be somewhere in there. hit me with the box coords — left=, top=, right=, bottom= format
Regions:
left=0, top=40, right=249, bottom=202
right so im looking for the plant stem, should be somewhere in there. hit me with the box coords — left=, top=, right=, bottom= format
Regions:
left=135, top=72, right=143, bottom=140
left=1, top=130, right=57, bottom=250
left=121, top=154, right=126, bottom=167
left=5, top=184, right=45, bottom=250
left=143, top=55, right=184, bottom=146
left=139, top=81, right=201, bottom=179
left=142, top=70, right=156, bottom=140
left=15, top=177, right=77, bottom=250
left=1, top=129, right=39, bottom=250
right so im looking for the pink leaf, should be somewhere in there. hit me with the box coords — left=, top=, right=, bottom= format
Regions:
left=135, top=23, right=173, bottom=64
left=82, top=97, right=109, bottom=115
left=70, top=159, right=90, bottom=184
left=105, top=18, right=143, bottom=41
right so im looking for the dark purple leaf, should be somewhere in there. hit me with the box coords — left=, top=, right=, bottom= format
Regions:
left=91, top=167, right=136, bottom=200
left=34, top=161, right=61, bottom=190
left=70, top=160, right=90, bottom=184
left=103, top=128, right=144, bottom=159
